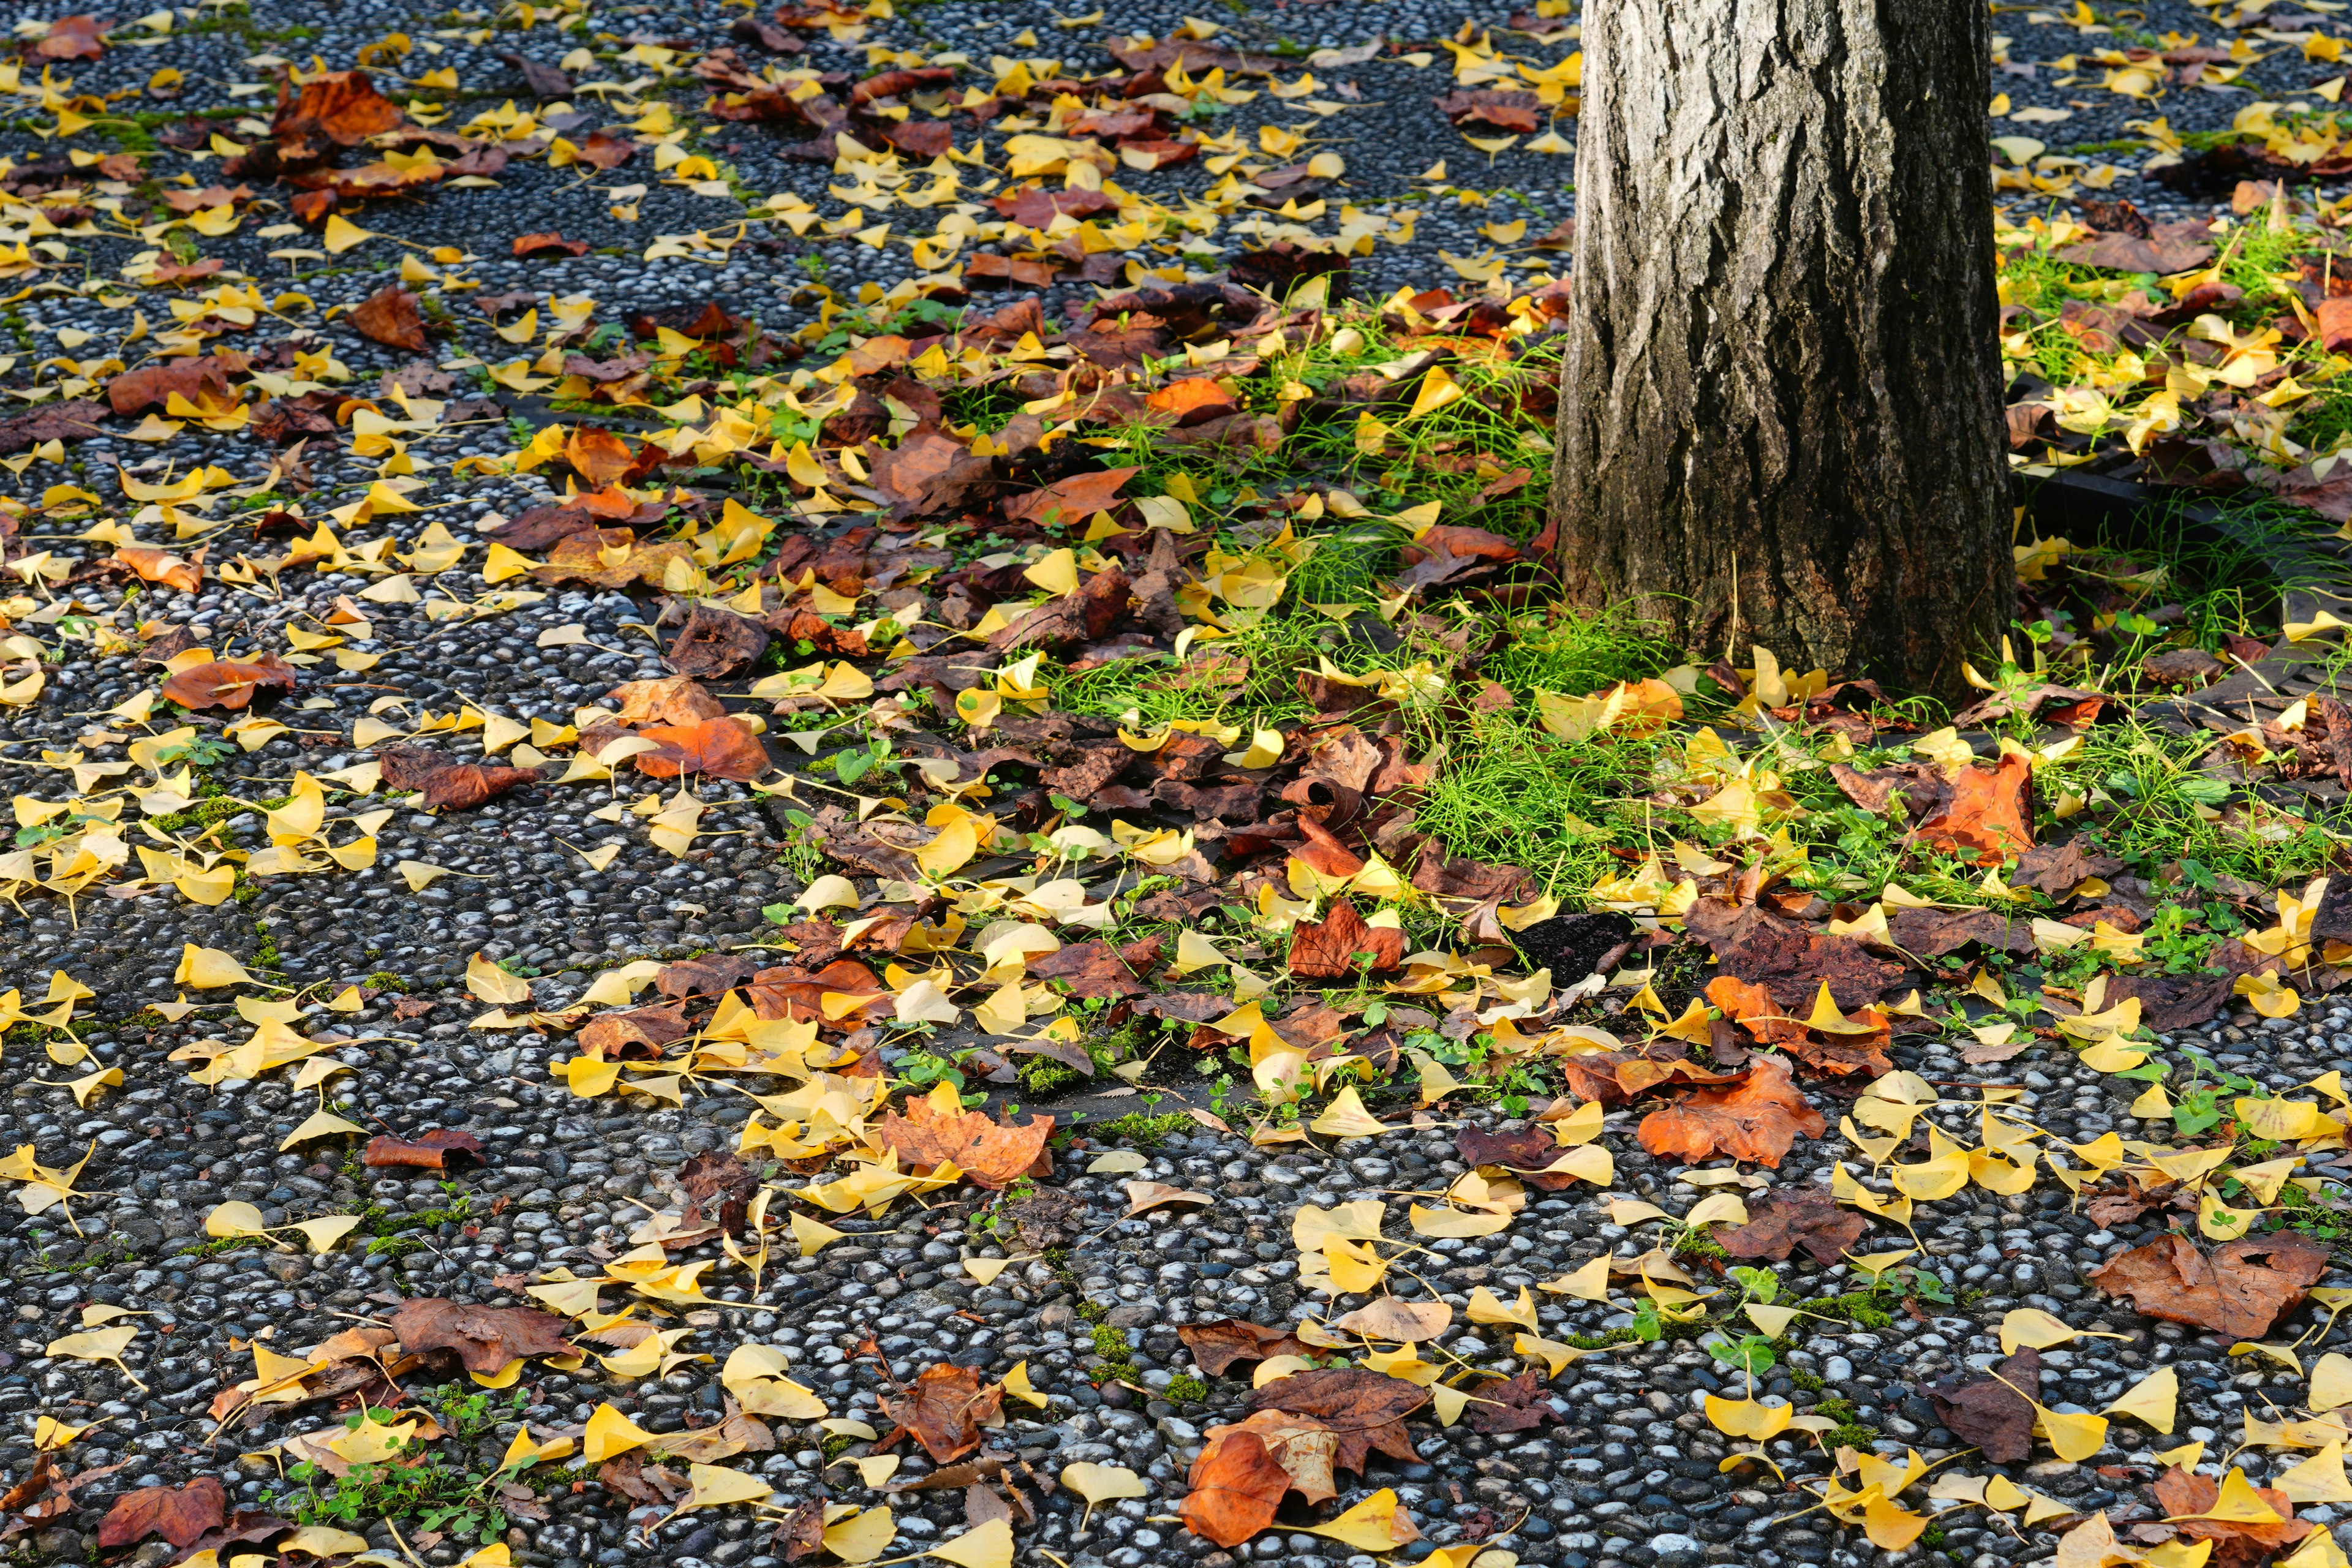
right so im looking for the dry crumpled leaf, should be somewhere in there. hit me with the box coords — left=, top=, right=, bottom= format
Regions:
left=875, top=1088, right=1053, bottom=1189
left=1635, top=1056, right=1824, bottom=1168
left=630, top=715, right=771, bottom=781
left=390, top=1298, right=578, bottom=1375
left=2089, top=1231, right=2331, bottom=1340
left=1462, top=1368, right=1561, bottom=1434
left=361, top=1129, right=485, bottom=1169
left=1204, top=1408, right=1338, bottom=1503
left=1455, top=1125, right=1585, bottom=1191
left=1242, top=1368, right=1426, bottom=1476
left=97, top=1477, right=227, bottom=1548
left=1716, top=1184, right=1868, bottom=1265
left=2152, top=1466, right=2313, bottom=1565
left=350, top=285, right=429, bottom=352
left=376, top=744, right=540, bottom=811
left=1917, top=753, right=2034, bottom=862
left=160, top=654, right=296, bottom=711
left=1288, top=898, right=1404, bottom=978
left=1923, top=1346, right=2040, bottom=1464
left=678, top=1150, right=756, bottom=1235
left=1178, top=1429, right=1291, bottom=1547
left=878, top=1362, right=1003, bottom=1463
left=1177, top=1318, right=1316, bottom=1378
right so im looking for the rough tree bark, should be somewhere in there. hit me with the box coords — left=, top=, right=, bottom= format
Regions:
left=1547, top=0, right=2009, bottom=697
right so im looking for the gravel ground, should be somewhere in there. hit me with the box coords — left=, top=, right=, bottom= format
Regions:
left=5, top=3, right=2352, bottom=1568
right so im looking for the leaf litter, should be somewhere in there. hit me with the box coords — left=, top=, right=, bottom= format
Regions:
left=12, top=1, right=2352, bottom=1563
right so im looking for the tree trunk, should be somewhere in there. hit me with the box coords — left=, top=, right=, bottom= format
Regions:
left=1548, top=0, right=2009, bottom=698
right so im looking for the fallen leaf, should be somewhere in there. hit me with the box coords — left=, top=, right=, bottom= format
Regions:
left=96, top=1477, right=227, bottom=1548
left=160, top=655, right=296, bottom=711
left=1177, top=1319, right=1316, bottom=1378
left=878, top=1362, right=1003, bottom=1464
left=875, top=1088, right=1053, bottom=1189
left=1924, top=1347, right=2040, bottom=1464
left=376, top=744, right=540, bottom=811
left=1635, top=1056, right=1825, bottom=1168
left=1178, top=1429, right=1291, bottom=1547
left=629, top=715, right=771, bottom=781
left=1289, top=899, right=1404, bottom=979
left=1242, top=1368, right=1426, bottom=1475
left=2090, top=1231, right=2331, bottom=1340
left=1716, top=1184, right=1868, bottom=1265
left=1462, top=1369, right=1561, bottom=1434
left=678, top=1150, right=756, bottom=1235
left=361, top=1129, right=486, bottom=1169
left=389, top=1298, right=578, bottom=1376
left=2154, top=1466, right=2313, bottom=1564
left=350, top=285, right=429, bottom=352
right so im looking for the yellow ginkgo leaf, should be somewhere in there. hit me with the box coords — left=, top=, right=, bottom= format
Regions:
left=580, top=1403, right=654, bottom=1466
left=2171, top=1467, right=2284, bottom=1523
left=2278, top=1440, right=2352, bottom=1504
left=823, top=1505, right=895, bottom=1564
left=927, top=1518, right=1014, bottom=1568
left=2105, top=1365, right=2177, bottom=1434
left=1307, top=1488, right=1418, bottom=1551
left=1060, top=1463, right=1146, bottom=1527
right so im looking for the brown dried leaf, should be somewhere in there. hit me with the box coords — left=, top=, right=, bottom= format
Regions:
left=160, top=654, right=296, bottom=711
left=1917, top=753, right=2034, bottom=862
left=1634, top=1056, right=1825, bottom=1169
left=1924, top=1347, right=2040, bottom=1465
left=879, top=1362, right=1003, bottom=1463
left=390, top=1298, right=578, bottom=1375
left=1455, top=1125, right=1581, bottom=1191
left=2089, top=1231, right=2331, bottom=1340
left=1462, top=1369, right=1560, bottom=1434
left=876, top=1096, right=1054, bottom=1189
left=630, top=715, right=771, bottom=781
left=2153, top=1467, right=2313, bottom=1566
left=1715, top=1185, right=1868, bottom=1265
left=578, top=1003, right=691, bottom=1059
left=362, top=1129, right=486, bottom=1169
left=678, top=1150, right=756, bottom=1235
left=609, top=676, right=728, bottom=726
left=350, top=285, right=429, bottom=352
left=1177, top=1318, right=1316, bottom=1378
left=376, top=744, right=540, bottom=810
left=666, top=605, right=771, bottom=679
left=1288, top=898, right=1404, bottom=979
left=97, top=1477, right=227, bottom=1549
left=1242, top=1368, right=1426, bottom=1476
left=564, top=426, right=635, bottom=484
left=1180, top=1430, right=1289, bottom=1547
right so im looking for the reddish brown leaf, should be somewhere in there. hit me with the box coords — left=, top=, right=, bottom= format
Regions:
left=1455, top=1125, right=1581, bottom=1191
left=375, top=744, right=540, bottom=811
left=350, top=285, right=428, bottom=352
left=878, top=1362, right=1004, bottom=1463
left=96, top=1477, right=226, bottom=1549
left=1288, top=898, right=1404, bottom=979
left=1003, top=466, right=1139, bottom=526
left=678, top=1150, right=756, bottom=1235
left=1178, top=1431, right=1291, bottom=1547
left=1635, top=1055, right=1824, bottom=1169
left=774, top=1498, right=827, bottom=1561
left=108, top=353, right=243, bottom=417
left=666, top=604, right=770, bottom=678
left=1462, top=1369, right=1560, bottom=1433
left=564, top=426, right=635, bottom=484
left=655, top=954, right=763, bottom=1000
left=362, top=1129, right=486, bottom=1169
left=630, top=715, right=771, bottom=781
left=32, top=15, right=107, bottom=59
left=513, top=230, right=590, bottom=258
left=609, top=676, right=728, bottom=726
left=1177, top=1319, right=1315, bottom=1378
left=1145, top=376, right=1237, bottom=426
left=578, top=1003, right=691, bottom=1059
left=875, top=1096, right=1054, bottom=1189
left=1683, top=900, right=1905, bottom=1011
left=1242, top=1368, right=1426, bottom=1476
left=576, top=129, right=638, bottom=169
left=1716, top=1184, right=1868, bottom=1265
left=390, top=1298, right=578, bottom=1375
left=115, top=545, right=203, bottom=592
left=1434, top=88, right=1543, bottom=132
left=2154, top=1467, right=2313, bottom=1567
left=2089, top=1231, right=2331, bottom=1340
left=160, top=654, right=296, bottom=711
left=1916, top=753, right=2034, bottom=862
left=274, top=70, right=404, bottom=146
left=1924, top=1348, right=2040, bottom=1464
